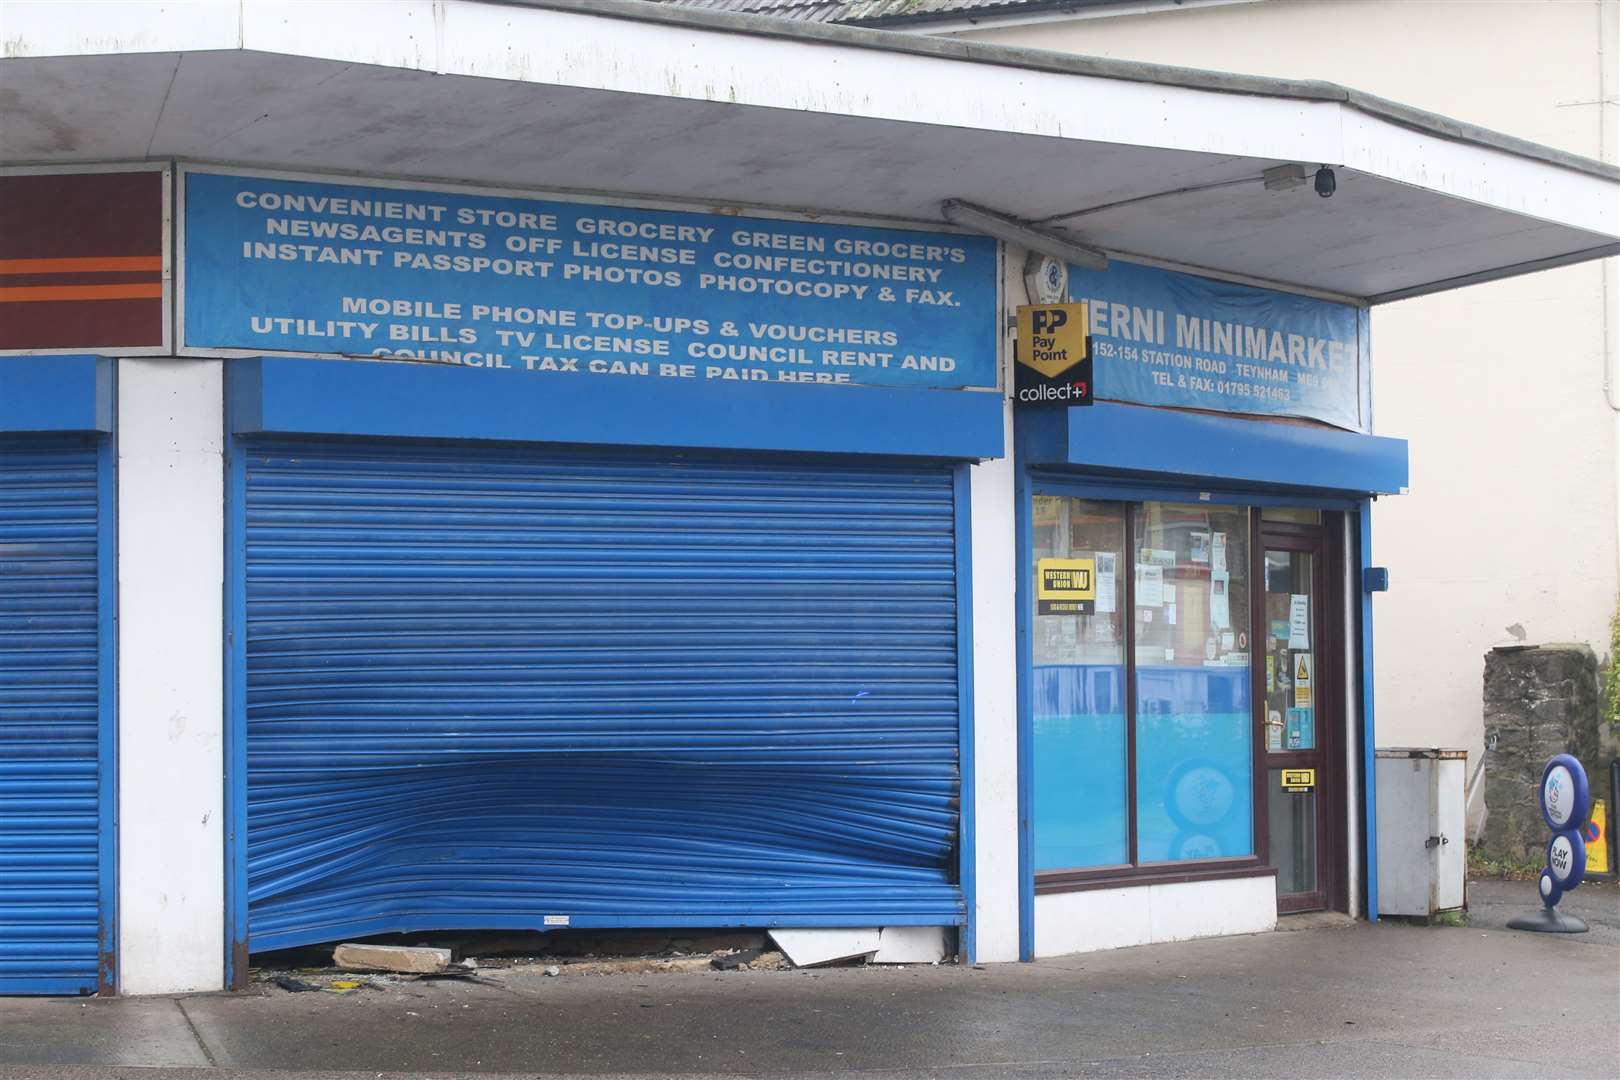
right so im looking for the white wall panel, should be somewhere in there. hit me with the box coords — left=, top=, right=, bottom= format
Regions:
left=1035, top=876, right=1276, bottom=957
left=970, top=397, right=1019, bottom=963
left=116, top=359, right=225, bottom=995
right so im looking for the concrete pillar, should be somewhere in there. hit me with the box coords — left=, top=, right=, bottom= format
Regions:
left=971, top=398, right=1020, bottom=963
left=116, top=359, right=225, bottom=994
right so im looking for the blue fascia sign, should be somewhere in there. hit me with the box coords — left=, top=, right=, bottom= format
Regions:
left=1067, top=260, right=1371, bottom=432
left=181, top=169, right=998, bottom=392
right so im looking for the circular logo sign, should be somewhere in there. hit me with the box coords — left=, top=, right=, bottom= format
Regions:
left=1539, top=754, right=1591, bottom=832
left=1548, top=834, right=1575, bottom=881
left=1547, top=829, right=1586, bottom=889
left=1172, top=834, right=1223, bottom=861
left=1544, top=766, right=1574, bottom=827
left=1172, top=764, right=1236, bottom=828
left=1538, top=868, right=1562, bottom=909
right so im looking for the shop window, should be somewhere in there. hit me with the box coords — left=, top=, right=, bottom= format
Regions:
left=1031, top=496, right=1127, bottom=870
left=1032, top=496, right=1255, bottom=878
left=1132, top=503, right=1253, bottom=863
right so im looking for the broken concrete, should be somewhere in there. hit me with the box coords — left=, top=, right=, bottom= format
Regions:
left=331, top=942, right=450, bottom=974
left=507, top=955, right=717, bottom=977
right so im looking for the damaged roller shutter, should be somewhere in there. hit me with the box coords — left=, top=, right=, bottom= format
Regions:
left=240, top=440, right=963, bottom=951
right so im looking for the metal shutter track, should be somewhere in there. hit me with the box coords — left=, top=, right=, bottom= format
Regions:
left=244, top=440, right=962, bottom=951
left=0, top=440, right=101, bottom=994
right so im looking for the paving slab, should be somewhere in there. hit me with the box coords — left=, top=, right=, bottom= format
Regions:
left=1, top=891, right=1615, bottom=1079
left=0, top=997, right=210, bottom=1069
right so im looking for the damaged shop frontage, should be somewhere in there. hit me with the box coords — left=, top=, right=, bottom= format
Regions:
left=1, top=0, right=1615, bottom=995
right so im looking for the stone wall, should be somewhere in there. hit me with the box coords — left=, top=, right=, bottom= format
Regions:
left=1480, top=644, right=1600, bottom=861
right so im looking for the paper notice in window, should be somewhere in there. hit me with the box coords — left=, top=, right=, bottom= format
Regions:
left=1095, top=551, right=1117, bottom=613
left=1212, top=532, right=1228, bottom=573
left=1209, top=570, right=1231, bottom=629
left=1289, top=594, right=1310, bottom=649
left=1294, top=652, right=1313, bottom=708
left=1135, top=564, right=1164, bottom=607
left=1190, top=531, right=1211, bottom=564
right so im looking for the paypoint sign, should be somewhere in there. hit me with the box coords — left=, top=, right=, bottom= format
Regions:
left=1015, top=302, right=1092, bottom=406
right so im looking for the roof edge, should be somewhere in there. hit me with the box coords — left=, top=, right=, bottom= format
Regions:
left=504, top=0, right=1619, bottom=183
left=839, top=0, right=1183, bottom=30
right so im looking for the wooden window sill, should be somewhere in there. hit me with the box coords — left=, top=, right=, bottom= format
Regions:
left=1035, top=860, right=1277, bottom=895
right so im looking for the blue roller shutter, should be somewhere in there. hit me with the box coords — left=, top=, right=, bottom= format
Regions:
left=0, top=438, right=106, bottom=995
left=240, top=439, right=963, bottom=952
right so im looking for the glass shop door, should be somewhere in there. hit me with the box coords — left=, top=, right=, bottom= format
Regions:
left=1257, top=522, right=1334, bottom=913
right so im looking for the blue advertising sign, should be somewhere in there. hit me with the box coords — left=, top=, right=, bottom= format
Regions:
left=181, top=170, right=997, bottom=391
left=1067, top=261, right=1369, bottom=431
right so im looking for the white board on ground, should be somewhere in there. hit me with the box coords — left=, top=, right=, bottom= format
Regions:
left=872, top=926, right=949, bottom=964
left=767, top=928, right=880, bottom=967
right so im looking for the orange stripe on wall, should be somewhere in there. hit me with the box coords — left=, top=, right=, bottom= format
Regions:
left=0, top=283, right=164, bottom=302
left=0, top=256, right=164, bottom=275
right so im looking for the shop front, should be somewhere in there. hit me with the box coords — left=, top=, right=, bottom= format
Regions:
left=1012, top=264, right=1407, bottom=958
left=5, top=0, right=1617, bottom=994
left=177, top=166, right=1004, bottom=977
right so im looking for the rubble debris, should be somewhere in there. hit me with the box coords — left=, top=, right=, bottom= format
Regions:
left=258, top=929, right=798, bottom=987
left=710, top=948, right=765, bottom=971
left=332, top=943, right=451, bottom=974
left=413, top=965, right=482, bottom=982
left=273, top=975, right=321, bottom=993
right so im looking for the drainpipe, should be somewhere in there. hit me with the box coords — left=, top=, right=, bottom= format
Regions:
left=1601, top=2, right=1619, bottom=530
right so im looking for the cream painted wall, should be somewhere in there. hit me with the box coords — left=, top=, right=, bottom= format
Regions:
left=956, top=0, right=1620, bottom=774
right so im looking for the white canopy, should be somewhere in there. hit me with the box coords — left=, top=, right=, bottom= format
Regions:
left=3, top=0, right=1615, bottom=303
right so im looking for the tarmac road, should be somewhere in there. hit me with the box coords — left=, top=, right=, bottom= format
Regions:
left=1, top=879, right=1615, bottom=1080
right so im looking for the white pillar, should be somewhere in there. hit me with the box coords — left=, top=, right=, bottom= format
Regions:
left=116, top=359, right=225, bottom=994
left=970, top=396, right=1020, bottom=962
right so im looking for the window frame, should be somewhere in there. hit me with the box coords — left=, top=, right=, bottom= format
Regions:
left=1020, top=473, right=1352, bottom=895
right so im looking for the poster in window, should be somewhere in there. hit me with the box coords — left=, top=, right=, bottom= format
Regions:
left=1037, top=557, right=1096, bottom=615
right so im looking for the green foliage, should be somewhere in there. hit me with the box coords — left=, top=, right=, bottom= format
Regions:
left=1467, top=848, right=1540, bottom=882
left=1601, top=610, right=1620, bottom=731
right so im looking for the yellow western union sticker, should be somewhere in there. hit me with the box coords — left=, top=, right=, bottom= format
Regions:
left=1036, top=557, right=1095, bottom=616
left=1281, top=768, right=1316, bottom=792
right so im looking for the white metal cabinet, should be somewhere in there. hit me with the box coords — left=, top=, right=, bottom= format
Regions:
left=1376, top=748, right=1467, bottom=916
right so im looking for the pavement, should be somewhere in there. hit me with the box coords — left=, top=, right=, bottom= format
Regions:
left=1, top=879, right=1616, bottom=1080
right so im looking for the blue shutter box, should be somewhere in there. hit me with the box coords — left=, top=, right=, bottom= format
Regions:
left=0, top=438, right=106, bottom=995
left=236, top=439, right=965, bottom=951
